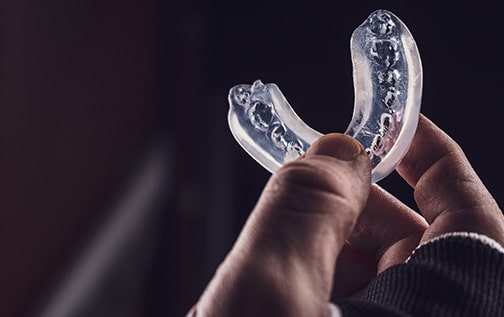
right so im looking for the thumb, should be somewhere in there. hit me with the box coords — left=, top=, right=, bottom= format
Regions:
left=244, top=134, right=371, bottom=292
left=193, top=134, right=371, bottom=317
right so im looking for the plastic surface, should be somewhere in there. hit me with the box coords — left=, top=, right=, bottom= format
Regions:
left=228, top=9, right=422, bottom=183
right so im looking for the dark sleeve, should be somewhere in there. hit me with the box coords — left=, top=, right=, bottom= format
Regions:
left=334, top=233, right=504, bottom=317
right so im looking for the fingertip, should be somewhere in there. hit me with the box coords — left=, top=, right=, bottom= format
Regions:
left=397, top=114, right=463, bottom=186
left=303, top=134, right=371, bottom=185
left=305, top=133, right=367, bottom=162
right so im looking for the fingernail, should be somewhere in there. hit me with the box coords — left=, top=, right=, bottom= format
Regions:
left=305, top=134, right=364, bottom=161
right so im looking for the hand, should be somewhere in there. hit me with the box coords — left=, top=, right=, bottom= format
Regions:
left=189, top=133, right=372, bottom=317
left=332, top=115, right=504, bottom=298
left=188, top=114, right=504, bottom=316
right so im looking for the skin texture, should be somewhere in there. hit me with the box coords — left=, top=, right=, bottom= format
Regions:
left=188, top=114, right=504, bottom=317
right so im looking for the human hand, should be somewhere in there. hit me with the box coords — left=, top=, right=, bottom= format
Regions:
left=188, top=114, right=504, bottom=316
left=332, top=114, right=504, bottom=299
left=188, top=133, right=372, bottom=317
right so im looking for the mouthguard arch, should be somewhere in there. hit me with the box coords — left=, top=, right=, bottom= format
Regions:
left=228, top=10, right=422, bottom=183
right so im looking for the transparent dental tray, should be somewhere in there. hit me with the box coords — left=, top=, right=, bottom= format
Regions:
left=228, top=10, right=422, bottom=183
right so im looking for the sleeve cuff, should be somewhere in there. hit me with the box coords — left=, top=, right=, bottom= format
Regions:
left=407, top=231, right=504, bottom=263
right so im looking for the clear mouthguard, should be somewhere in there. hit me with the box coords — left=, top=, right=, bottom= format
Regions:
left=228, top=10, right=422, bottom=183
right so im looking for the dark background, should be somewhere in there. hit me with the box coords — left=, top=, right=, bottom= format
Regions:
left=1, top=1, right=502, bottom=316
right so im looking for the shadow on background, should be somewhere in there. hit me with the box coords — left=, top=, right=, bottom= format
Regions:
left=0, top=1, right=502, bottom=316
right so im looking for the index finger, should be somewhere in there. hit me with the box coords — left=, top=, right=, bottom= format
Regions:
left=397, top=114, right=462, bottom=187
left=396, top=114, right=504, bottom=243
